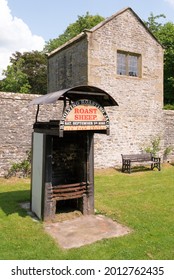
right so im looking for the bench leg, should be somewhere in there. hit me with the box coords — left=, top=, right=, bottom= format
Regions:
left=156, top=162, right=161, bottom=171
left=122, top=160, right=131, bottom=173
left=128, top=160, right=131, bottom=173
left=152, top=161, right=161, bottom=171
left=122, top=160, right=127, bottom=172
left=122, top=163, right=125, bottom=172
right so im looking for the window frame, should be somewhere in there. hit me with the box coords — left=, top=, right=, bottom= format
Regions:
left=117, top=50, right=141, bottom=78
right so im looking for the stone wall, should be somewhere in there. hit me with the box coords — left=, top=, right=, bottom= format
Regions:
left=0, top=92, right=34, bottom=176
left=48, top=35, right=88, bottom=93
left=87, top=9, right=164, bottom=168
left=0, top=92, right=60, bottom=176
left=0, top=92, right=174, bottom=177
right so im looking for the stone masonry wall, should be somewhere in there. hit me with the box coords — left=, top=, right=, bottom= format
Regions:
left=87, top=9, right=164, bottom=167
left=0, top=92, right=61, bottom=177
left=48, top=36, right=88, bottom=93
left=0, top=92, right=34, bottom=176
left=0, top=92, right=174, bottom=177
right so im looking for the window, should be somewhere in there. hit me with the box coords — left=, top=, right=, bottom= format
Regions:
left=117, top=51, right=141, bottom=77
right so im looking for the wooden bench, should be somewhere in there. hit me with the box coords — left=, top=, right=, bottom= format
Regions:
left=121, top=153, right=161, bottom=173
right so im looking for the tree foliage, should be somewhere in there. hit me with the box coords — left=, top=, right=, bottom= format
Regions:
left=144, top=13, right=174, bottom=105
left=144, top=13, right=166, bottom=36
left=44, top=12, right=104, bottom=53
left=157, top=22, right=174, bottom=104
left=0, top=55, right=31, bottom=93
left=0, top=51, right=47, bottom=94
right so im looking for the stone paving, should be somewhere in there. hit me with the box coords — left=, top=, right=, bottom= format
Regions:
left=44, top=214, right=131, bottom=249
left=20, top=202, right=131, bottom=249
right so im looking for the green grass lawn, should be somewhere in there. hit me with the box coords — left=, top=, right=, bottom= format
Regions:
left=0, top=164, right=174, bottom=260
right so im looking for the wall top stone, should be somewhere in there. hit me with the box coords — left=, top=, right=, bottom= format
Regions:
left=0, top=91, right=40, bottom=101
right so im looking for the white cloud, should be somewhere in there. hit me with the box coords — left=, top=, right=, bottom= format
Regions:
left=0, top=0, right=45, bottom=79
left=165, top=0, right=174, bottom=8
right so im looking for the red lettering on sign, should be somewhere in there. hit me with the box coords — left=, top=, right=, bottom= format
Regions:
left=74, top=108, right=97, bottom=114
left=75, top=115, right=97, bottom=120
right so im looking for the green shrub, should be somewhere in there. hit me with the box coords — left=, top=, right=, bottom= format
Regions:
left=5, top=150, right=31, bottom=178
left=163, top=104, right=174, bottom=110
left=144, top=137, right=161, bottom=156
left=164, top=146, right=173, bottom=156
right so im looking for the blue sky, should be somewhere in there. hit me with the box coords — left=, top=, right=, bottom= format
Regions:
left=0, top=0, right=174, bottom=78
left=7, top=0, right=174, bottom=41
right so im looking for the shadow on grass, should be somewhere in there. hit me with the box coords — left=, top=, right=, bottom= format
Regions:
left=0, top=190, right=30, bottom=217
left=115, top=166, right=155, bottom=174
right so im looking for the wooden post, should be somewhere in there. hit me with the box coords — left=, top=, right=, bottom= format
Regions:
left=86, top=132, right=94, bottom=214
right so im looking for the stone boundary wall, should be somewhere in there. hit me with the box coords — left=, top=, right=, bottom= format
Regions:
left=0, top=92, right=174, bottom=176
left=0, top=92, right=34, bottom=176
left=0, top=92, right=60, bottom=177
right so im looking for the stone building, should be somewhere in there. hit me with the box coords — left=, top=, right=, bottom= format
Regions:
left=47, top=7, right=165, bottom=168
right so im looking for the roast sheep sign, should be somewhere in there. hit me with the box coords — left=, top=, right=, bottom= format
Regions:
left=60, top=99, right=110, bottom=133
